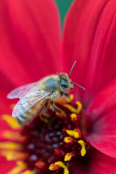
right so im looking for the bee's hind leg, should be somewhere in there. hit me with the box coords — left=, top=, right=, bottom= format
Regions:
left=41, top=100, right=51, bottom=122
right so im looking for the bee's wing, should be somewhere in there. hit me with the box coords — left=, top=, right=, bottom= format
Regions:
left=7, top=82, right=39, bottom=99
left=12, top=91, right=52, bottom=117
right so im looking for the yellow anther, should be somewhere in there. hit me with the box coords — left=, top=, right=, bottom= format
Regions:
left=64, top=151, right=74, bottom=161
left=64, top=104, right=77, bottom=113
left=70, top=94, right=74, bottom=101
left=49, top=163, right=60, bottom=171
left=66, top=130, right=80, bottom=139
left=64, top=137, right=74, bottom=144
left=76, top=102, right=82, bottom=114
left=70, top=113, right=78, bottom=122
left=66, top=94, right=74, bottom=102
left=64, top=101, right=82, bottom=114
left=78, top=140, right=86, bottom=156
left=55, top=161, right=69, bottom=174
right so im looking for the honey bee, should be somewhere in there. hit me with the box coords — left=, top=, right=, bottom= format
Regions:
left=7, top=61, right=85, bottom=125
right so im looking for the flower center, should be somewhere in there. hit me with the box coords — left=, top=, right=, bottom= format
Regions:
left=20, top=95, right=88, bottom=174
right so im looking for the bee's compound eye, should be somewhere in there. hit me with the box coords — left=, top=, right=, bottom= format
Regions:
left=61, top=79, right=68, bottom=89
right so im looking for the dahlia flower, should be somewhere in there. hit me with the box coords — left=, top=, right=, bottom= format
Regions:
left=0, top=0, right=116, bottom=173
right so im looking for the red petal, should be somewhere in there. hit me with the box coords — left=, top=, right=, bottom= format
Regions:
left=0, top=72, right=14, bottom=115
left=0, top=0, right=61, bottom=86
left=75, top=149, right=116, bottom=174
left=89, top=150, right=116, bottom=174
left=63, top=0, right=116, bottom=108
left=86, top=79, right=116, bottom=158
left=0, top=156, right=16, bottom=173
left=0, top=72, right=18, bottom=131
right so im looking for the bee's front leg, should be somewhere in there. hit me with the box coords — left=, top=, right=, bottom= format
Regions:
left=61, top=91, right=69, bottom=98
left=50, top=101, right=62, bottom=113
left=61, top=91, right=71, bottom=102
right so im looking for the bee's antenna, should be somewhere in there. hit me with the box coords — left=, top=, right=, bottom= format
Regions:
left=69, top=61, right=77, bottom=79
left=71, top=82, right=86, bottom=90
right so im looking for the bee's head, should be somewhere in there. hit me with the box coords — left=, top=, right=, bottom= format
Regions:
left=59, top=73, right=73, bottom=91
left=60, top=61, right=86, bottom=91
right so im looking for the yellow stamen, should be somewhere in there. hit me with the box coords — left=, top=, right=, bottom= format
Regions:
left=64, top=136, right=74, bottom=144
left=64, top=101, right=82, bottom=114
left=1, top=150, right=27, bottom=161
left=74, top=128, right=82, bottom=138
left=70, top=113, right=78, bottom=122
left=55, top=161, right=69, bottom=174
left=3, top=131, right=26, bottom=141
left=66, top=130, right=80, bottom=139
left=21, top=170, right=35, bottom=174
left=49, top=163, right=60, bottom=171
left=76, top=101, right=82, bottom=114
left=2, top=114, right=21, bottom=129
left=64, top=151, right=74, bottom=161
left=78, top=140, right=86, bottom=156
left=8, top=161, right=27, bottom=174
left=66, top=94, right=74, bottom=102
left=70, top=94, right=74, bottom=100
left=0, top=142, right=22, bottom=150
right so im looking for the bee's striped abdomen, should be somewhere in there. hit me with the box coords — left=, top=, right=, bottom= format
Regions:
left=17, top=113, right=27, bottom=125
left=17, top=102, right=42, bottom=125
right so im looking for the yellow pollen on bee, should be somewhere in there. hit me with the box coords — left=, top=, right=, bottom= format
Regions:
left=64, top=136, right=74, bottom=144
left=0, top=142, right=22, bottom=150
left=70, top=113, right=78, bottom=122
left=64, top=151, right=74, bottom=161
left=8, top=161, right=27, bottom=174
left=64, top=101, right=82, bottom=114
left=56, top=94, right=74, bottom=104
left=2, top=114, right=21, bottom=129
left=78, top=140, right=86, bottom=156
left=66, top=130, right=80, bottom=139
left=51, top=161, right=69, bottom=174
left=56, top=98, right=66, bottom=104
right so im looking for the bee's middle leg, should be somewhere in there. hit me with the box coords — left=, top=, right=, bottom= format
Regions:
left=41, top=100, right=50, bottom=121
left=50, top=101, right=62, bottom=113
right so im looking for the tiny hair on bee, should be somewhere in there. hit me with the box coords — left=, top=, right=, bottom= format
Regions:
left=7, top=61, right=85, bottom=125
